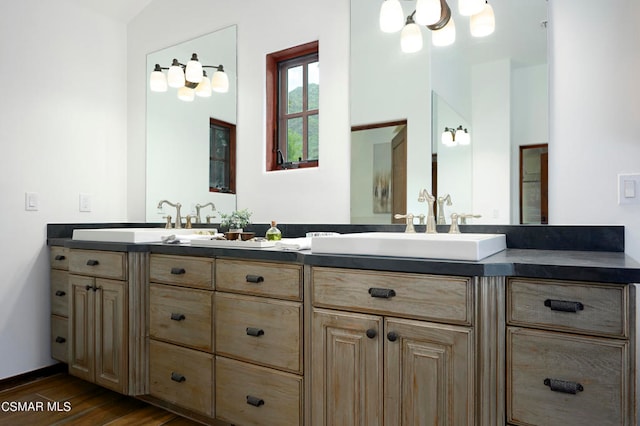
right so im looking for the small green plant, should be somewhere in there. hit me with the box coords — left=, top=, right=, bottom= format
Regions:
left=219, top=208, right=252, bottom=230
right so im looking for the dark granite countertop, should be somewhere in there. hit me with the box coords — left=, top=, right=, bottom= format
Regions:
left=48, top=238, right=640, bottom=284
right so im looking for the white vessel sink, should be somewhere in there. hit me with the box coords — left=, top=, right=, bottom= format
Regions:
left=72, top=228, right=197, bottom=243
left=311, top=232, right=506, bottom=261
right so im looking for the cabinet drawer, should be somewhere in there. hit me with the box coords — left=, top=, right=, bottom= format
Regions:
left=507, top=327, right=628, bottom=426
left=149, top=340, right=214, bottom=417
left=216, top=356, right=302, bottom=426
left=69, top=250, right=127, bottom=280
left=507, top=278, right=627, bottom=338
left=150, top=254, right=213, bottom=289
left=216, top=259, right=302, bottom=301
left=150, top=283, right=213, bottom=352
left=312, top=267, right=473, bottom=325
left=50, top=247, right=69, bottom=270
left=51, top=315, right=68, bottom=363
left=216, top=292, right=302, bottom=373
left=51, top=269, right=69, bottom=317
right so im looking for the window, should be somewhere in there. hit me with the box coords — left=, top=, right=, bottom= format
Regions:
left=209, top=118, right=236, bottom=193
left=266, top=41, right=319, bottom=171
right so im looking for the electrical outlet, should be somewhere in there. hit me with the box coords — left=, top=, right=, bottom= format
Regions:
left=79, top=193, right=92, bottom=212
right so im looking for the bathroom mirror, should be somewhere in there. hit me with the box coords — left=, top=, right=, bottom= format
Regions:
left=350, top=0, right=548, bottom=224
left=146, top=25, right=237, bottom=223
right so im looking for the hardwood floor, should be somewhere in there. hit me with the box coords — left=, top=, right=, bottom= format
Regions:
left=0, top=372, right=200, bottom=425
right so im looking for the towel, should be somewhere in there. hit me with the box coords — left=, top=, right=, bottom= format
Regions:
left=275, top=237, right=312, bottom=251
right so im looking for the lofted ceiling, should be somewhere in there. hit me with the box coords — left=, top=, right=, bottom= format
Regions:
left=67, top=0, right=153, bottom=22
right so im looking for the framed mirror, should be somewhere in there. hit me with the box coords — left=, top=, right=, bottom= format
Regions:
left=146, top=25, right=237, bottom=223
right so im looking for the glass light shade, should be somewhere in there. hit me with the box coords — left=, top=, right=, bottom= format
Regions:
left=167, top=65, right=185, bottom=88
left=456, top=129, right=471, bottom=145
left=470, top=2, right=495, bottom=37
left=211, top=70, right=229, bottom=93
left=149, top=70, right=168, bottom=92
left=441, top=130, right=456, bottom=146
left=379, top=0, right=404, bottom=33
left=195, top=75, right=212, bottom=97
left=401, top=22, right=423, bottom=53
left=432, top=16, right=456, bottom=46
left=177, top=86, right=195, bottom=102
left=185, top=55, right=203, bottom=83
left=415, top=0, right=442, bottom=26
left=458, top=0, right=484, bottom=16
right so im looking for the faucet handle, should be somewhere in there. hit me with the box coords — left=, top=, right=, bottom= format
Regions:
left=162, top=215, right=172, bottom=229
left=184, top=215, right=197, bottom=229
left=394, top=213, right=416, bottom=233
left=459, top=213, right=482, bottom=225
left=449, top=212, right=482, bottom=233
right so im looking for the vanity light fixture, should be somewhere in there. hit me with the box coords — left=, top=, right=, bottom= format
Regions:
left=380, top=0, right=495, bottom=52
left=442, top=125, right=470, bottom=147
left=150, top=53, right=229, bottom=101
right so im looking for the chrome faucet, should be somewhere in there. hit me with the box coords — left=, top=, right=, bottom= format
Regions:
left=418, top=189, right=437, bottom=233
left=157, top=200, right=182, bottom=229
left=436, top=194, right=452, bottom=225
left=195, top=202, right=216, bottom=224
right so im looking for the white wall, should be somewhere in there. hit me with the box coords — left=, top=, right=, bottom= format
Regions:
left=0, top=1, right=128, bottom=379
left=549, top=0, right=640, bottom=259
left=128, top=0, right=351, bottom=224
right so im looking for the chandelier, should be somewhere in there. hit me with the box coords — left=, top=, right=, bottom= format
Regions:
left=379, top=0, right=496, bottom=52
left=149, top=53, right=229, bottom=102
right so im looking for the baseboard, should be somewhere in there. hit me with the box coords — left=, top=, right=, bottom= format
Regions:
left=0, top=363, right=68, bottom=391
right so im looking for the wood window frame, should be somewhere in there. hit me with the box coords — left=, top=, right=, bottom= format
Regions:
left=210, top=117, right=236, bottom=194
left=266, top=41, right=319, bottom=171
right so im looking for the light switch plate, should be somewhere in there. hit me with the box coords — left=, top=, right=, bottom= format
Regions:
left=79, top=193, right=92, bottom=212
left=25, top=192, right=39, bottom=211
left=618, top=173, right=640, bottom=205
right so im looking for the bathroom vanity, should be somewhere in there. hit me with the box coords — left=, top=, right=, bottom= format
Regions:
left=47, top=223, right=640, bottom=425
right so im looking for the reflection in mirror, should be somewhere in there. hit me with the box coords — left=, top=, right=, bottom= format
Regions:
left=146, top=26, right=237, bottom=224
left=351, top=0, right=548, bottom=224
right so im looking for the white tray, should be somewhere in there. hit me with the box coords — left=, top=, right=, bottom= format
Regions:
left=189, top=239, right=276, bottom=249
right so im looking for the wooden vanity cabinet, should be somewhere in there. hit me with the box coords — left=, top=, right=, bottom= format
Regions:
left=215, top=258, right=304, bottom=426
left=506, top=277, right=636, bottom=426
left=148, top=254, right=215, bottom=418
left=50, top=246, right=69, bottom=362
left=311, top=267, right=475, bottom=425
left=68, top=249, right=128, bottom=394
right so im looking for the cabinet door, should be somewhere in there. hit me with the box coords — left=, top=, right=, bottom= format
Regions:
left=312, top=308, right=383, bottom=426
left=385, top=318, right=474, bottom=426
left=69, top=274, right=95, bottom=382
left=94, top=278, right=128, bottom=394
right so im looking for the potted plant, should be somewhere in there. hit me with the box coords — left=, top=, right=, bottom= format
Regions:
left=219, top=208, right=252, bottom=232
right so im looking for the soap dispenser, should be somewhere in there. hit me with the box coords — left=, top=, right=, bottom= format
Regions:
left=265, top=221, right=282, bottom=241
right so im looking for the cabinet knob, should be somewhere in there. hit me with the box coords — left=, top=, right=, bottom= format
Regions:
left=55, top=336, right=66, bottom=344
left=170, top=313, right=186, bottom=321
left=246, top=327, right=265, bottom=337
left=55, top=290, right=66, bottom=297
left=366, top=328, right=377, bottom=339
left=170, top=267, right=186, bottom=275
left=246, top=395, right=265, bottom=407
left=387, top=331, right=399, bottom=342
left=368, top=288, right=396, bottom=299
left=544, top=378, right=583, bottom=394
left=86, top=259, right=99, bottom=266
left=544, top=299, right=584, bottom=313
left=246, top=274, right=265, bottom=283
left=170, top=372, right=186, bottom=383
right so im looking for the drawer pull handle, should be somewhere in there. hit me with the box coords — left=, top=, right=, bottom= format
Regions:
left=246, top=327, right=265, bottom=337
left=55, top=336, right=66, bottom=344
left=544, top=299, right=584, bottom=313
left=369, top=288, right=396, bottom=299
left=170, top=267, right=186, bottom=275
left=55, top=290, right=66, bottom=297
left=366, top=328, right=377, bottom=339
left=170, top=313, right=186, bottom=321
left=544, top=378, right=583, bottom=394
left=246, top=395, right=265, bottom=407
left=387, top=331, right=399, bottom=342
left=246, top=274, right=264, bottom=283
left=170, top=372, right=186, bottom=383
left=86, top=259, right=99, bottom=266
left=54, top=255, right=66, bottom=261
